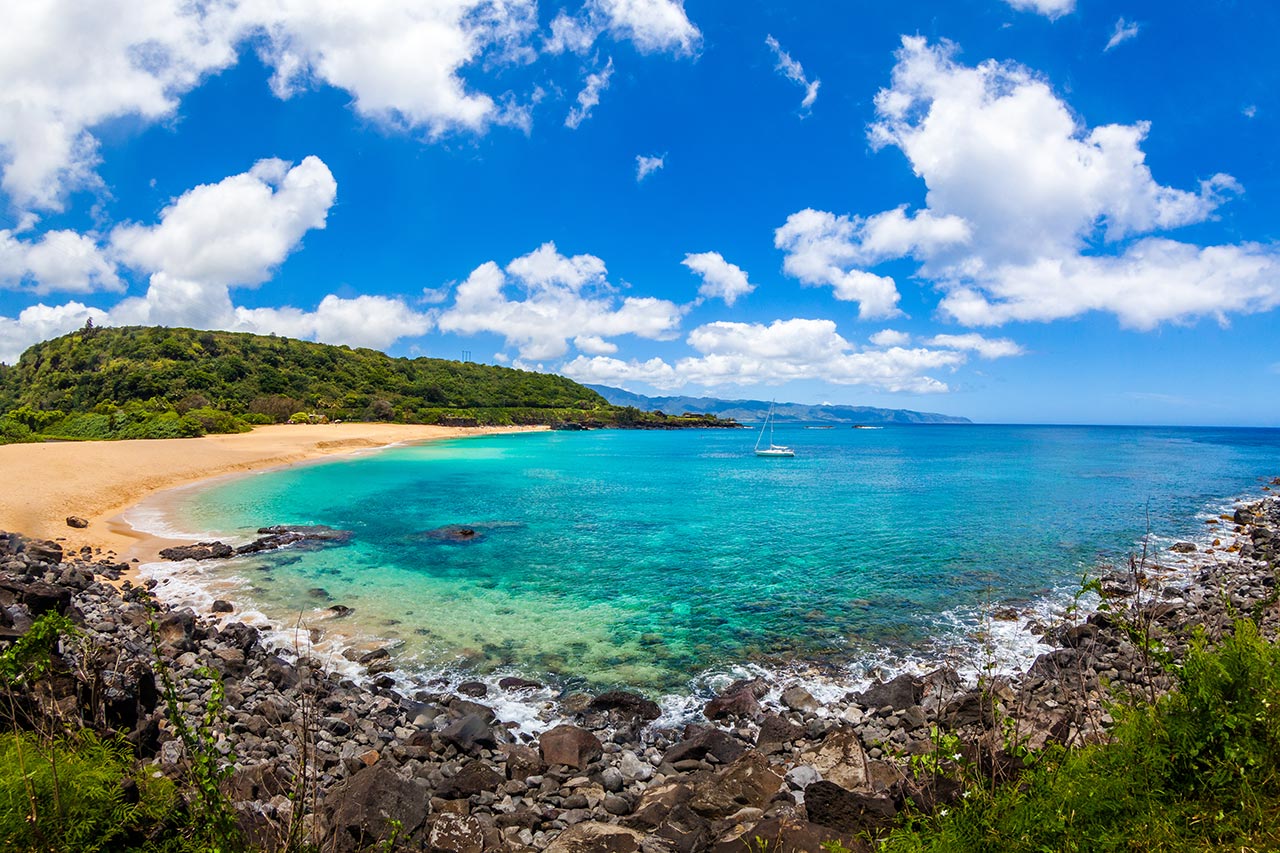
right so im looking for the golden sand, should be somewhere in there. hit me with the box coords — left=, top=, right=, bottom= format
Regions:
left=0, top=423, right=543, bottom=565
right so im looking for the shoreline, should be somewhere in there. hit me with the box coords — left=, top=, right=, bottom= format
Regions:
left=0, top=494, right=1275, bottom=850
left=0, top=422, right=546, bottom=568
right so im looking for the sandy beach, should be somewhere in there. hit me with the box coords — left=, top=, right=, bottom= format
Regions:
left=0, top=423, right=542, bottom=563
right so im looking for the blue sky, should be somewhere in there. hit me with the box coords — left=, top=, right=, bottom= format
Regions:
left=1, top=0, right=1278, bottom=425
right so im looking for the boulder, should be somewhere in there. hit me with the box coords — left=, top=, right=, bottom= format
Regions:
left=24, top=540, right=64, bottom=565
left=211, top=599, right=233, bottom=613
left=854, top=674, right=922, bottom=711
left=441, top=714, right=497, bottom=754
left=780, top=686, right=819, bottom=714
left=589, top=690, right=661, bottom=721
left=802, top=781, right=896, bottom=836
left=797, top=727, right=870, bottom=793
left=663, top=727, right=747, bottom=765
left=436, top=760, right=504, bottom=799
left=540, top=724, right=603, bottom=769
left=711, top=815, right=867, bottom=853
left=457, top=680, right=488, bottom=698
left=321, top=763, right=427, bottom=852
left=498, top=676, right=543, bottom=692
left=545, top=822, right=646, bottom=853
left=704, top=687, right=761, bottom=721
left=689, top=752, right=783, bottom=818
left=158, top=541, right=234, bottom=561
left=65, top=516, right=89, bottom=529
left=756, top=714, right=806, bottom=752
left=426, top=813, right=486, bottom=853
left=22, top=581, right=72, bottom=616
left=626, top=782, right=695, bottom=830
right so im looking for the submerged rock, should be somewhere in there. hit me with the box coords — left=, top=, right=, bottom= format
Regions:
left=422, top=524, right=483, bottom=543
left=236, top=525, right=353, bottom=555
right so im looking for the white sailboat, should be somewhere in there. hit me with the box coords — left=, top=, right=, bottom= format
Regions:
left=754, top=401, right=795, bottom=457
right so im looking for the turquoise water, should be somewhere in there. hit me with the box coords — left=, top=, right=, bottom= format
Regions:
left=144, top=425, right=1280, bottom=692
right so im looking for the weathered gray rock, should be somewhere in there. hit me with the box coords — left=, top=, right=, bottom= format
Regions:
left=544, top=822, right=646, bottom=853
left=689, top=752, right=783, bottom=818
left=798, top=727, right=870, bottom=793
left=321, top=763, right=427, bottom=852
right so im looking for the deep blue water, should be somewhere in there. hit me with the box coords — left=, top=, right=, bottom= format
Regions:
left=142, top=424, right=1280, bottom=691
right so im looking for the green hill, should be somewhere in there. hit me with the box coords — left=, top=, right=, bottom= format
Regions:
left=0, top=325, right=733, bottom=442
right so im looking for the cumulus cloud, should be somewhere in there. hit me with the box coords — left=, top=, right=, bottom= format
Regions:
left=547, top=0, right=700, bottom=56
left=764, top=35, right=820, bottom=114
left=234, top=294, right=433, bottom=349
left=0, top=156, right=430, bottom=361
left=562, top=317, right=989, bottom=393
left=779, top=37, right=1275, bottom=331
left=0, top=229, right=120, bottom=294
left=636, top=154, right=665, bottom=181
left=1105, top=17, right=1141, bottom=51
left=239, top=0, right=540, bottom=137
left=565, top=58, right=614, bottom=128
left=0, top=0, right=238, bottom=210
left=435, top=241, right=684, bottom=360
left=3, top=0, right=700, bottom=211
left=112, top=156, right=336, bottom=288
left=1003, top=0, right=1075, bottom=19
left=683, top=252, right=755, bottom=306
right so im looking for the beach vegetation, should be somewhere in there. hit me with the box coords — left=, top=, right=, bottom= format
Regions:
left=875, top=617, right=1280, bottom=852
left=0, top=325, right=735, bottom=441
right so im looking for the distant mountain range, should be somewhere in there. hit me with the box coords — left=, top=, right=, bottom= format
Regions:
left=585, top=385, right=972, bottom=424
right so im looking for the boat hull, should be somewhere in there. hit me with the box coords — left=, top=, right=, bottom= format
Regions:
left=755, top=447, right=795, bottom=457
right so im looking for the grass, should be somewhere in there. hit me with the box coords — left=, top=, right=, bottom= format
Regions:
left=877, top=617, right=1280, bottom=852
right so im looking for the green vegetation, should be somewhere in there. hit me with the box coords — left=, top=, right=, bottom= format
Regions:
left=0, top=324, right=735, bottom=443
left=877, top=618, right=1280, bottom=852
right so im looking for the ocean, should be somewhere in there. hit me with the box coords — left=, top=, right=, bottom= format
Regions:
left=131, top=424, right=1280, bottom=705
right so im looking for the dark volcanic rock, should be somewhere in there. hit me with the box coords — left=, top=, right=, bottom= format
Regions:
left=855, top=673, right=923, bottom=710
left=498, top=676, right=543, bottom=691
left=441, top=713, right=496, bottom=753
left=65, top=515, right=89, bottom=529
left=689, top=752, right=783, bottom=817
left=23, top=581, right=72, bottom=616
left=321, top=763, right=427, bottom=852
left=663, top=727, right=747, bottom=765
left=704, top=686, right=761, bottom=720
left=236, top=525, right=353, bottom=555
left=589, top=690, right=661, bottom=721
left=159, top=541, right=234, bottom=561
left=803, top=781, right=897, bottom=836
left=422, top=525, right=484, bottom=543
left=436, top=760, right=504, bottom=799
left=457, top=680, right=488, bottom=698
left=540, top=724, right=603, bottom=769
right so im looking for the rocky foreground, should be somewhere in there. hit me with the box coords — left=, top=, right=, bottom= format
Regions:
left=2, top=493, right=1278, bottom=853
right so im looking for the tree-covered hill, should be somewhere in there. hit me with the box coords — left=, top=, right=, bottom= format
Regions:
left=0, top=325, right=734, bottom=442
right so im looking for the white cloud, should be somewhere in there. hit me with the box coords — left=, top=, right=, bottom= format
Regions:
left=1003, top=0, right=1075, bottom=19
left=565, top=58, right=614, bottom=128
left=764, top=35, right=820, bottom=114
left=869, top=328, right=911, bottom=347
left=939, top=239, right=1280, bottom=328
left=0, top=301, right=107, bottom=364
left=780, top=37, right=1275, bottom=332
left=435, top=242, right=684, bottom=360
left=0, top=229, right=120, bottom=294
left=636, top=154, right=665, bottom=181
left=562, top=317, right=968, bottom=393
left=235, top=294, right=433, bottom=349
left=0, top=0, right=239, bottom=210
left=112, top=156, right=336, bottom=288
left=924, top=332, right=1024, bottom=359
left=0, top=155, right=431, bottom=361
left=774, top=210, right=907, bottom=318
left=1243, top=105, right=1258, bottom=119
left=547, top=0, right=700, bottom=56
left=239, top=0, right=540, bottom=137
left=683, top=251, right=755, bottom=306
left=1105, top=18, right=1141, bottom=52
left=7, top=0, right=694, bottom=211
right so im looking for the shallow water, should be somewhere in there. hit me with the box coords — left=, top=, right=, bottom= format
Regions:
left=134, top=424, right=1280, bottom=693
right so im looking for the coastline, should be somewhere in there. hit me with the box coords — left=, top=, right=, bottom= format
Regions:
left=0, top=494, right=1275, bottom=851
left=0, top=422, right=546, bottom=566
